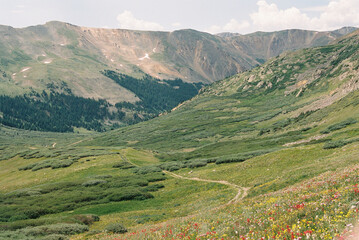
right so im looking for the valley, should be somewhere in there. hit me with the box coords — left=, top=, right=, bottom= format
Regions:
left=0, top=23, right=359, bottom=239
left=0, top=22, right=356, bottom=132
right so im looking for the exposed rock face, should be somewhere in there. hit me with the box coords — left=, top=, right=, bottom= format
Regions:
left=0, top=21, right=356, bottom=103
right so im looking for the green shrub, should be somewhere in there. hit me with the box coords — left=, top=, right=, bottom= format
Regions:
left=108, top=188, right=154, bottom=201
left=105, top=222, right=127, bottom=234
left=31, top=160, right=54, bottom=171
left=215, top=150, right=271, bottom=164
left=108, top=178, right=148, bottom=188
left=0, top=231, right=36, bottom=240
left=20, top=223, right=88, bottom=236
left=143, top=184, right=165, bottom=192
left=41, top=234, right=68, bottom=240
left=323, top=140, right=347, bottom=149
left=73, top=214, right=99, bottom=225
left=320, top=118, right=358, bottom=134
left=23, top=207, right=51, bottom=219
left=133, top=166, right=162, bottom=174
left=258, top=128, right=271, bottom=136
left=82, top=180, right=107, bottom=187
left=159, top=162, right=184, bottom=171
left=215, top=156, right=247, bottom=164
left=185, top=159, right=207, bottom=168
left=6, top=188, right=41, bottom=197
left=145, top=173, right=166, bottom=182
left=51, top=159, right=74, bottom=169
left=18, top=163, right=38, bottom=171
left=112, top=162, right=135, bottom=169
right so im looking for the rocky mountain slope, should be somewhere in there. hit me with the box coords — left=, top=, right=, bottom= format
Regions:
left=0, top=22, right=356, bottom=132
left=91, top=29, right=359, bottom=159
left=221, top=27, right=357, bottom=63
left=0, top=21, right=355, bottom=104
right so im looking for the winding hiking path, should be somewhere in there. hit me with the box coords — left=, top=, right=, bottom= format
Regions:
left=163, top=170, right=249, bottom=208
left=120, top=151, right=249, bottom=208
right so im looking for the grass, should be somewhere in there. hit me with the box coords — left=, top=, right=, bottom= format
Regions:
left=101, top=163, right=359, bottom=240
left=2, top=29, right=359, bottom=239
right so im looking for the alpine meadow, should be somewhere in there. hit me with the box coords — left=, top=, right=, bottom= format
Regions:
left=1, top=2, right=359, bottom=240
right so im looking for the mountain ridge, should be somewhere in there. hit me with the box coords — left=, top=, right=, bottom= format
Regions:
left=0, top=21, right=356, bottom=104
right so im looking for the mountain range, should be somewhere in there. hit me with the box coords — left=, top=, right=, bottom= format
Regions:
left=0, top=21, right=356, bottom=132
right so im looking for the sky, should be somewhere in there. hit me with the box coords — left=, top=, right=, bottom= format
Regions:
left=0, top=0, right=358, bottom=34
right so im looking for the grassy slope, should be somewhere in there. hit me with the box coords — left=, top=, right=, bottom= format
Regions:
left=73, top=30, right=359, bottom=238
left=87, top=30, right=359, bottom=160
left=1, top=32, right=359, bottom=239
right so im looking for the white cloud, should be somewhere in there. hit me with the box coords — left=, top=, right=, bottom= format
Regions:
left=250, top=1, right=312, bottom=31
left=12, top=4, right=26, bottom=14
left=300, top=6, right=327, bottom=12
left=172, top=22, right=182, bottom=28
left=11, top=10, right=24, bottom=14
left=250, top=0, right=359, bottom=32
left=117, top=10, right=164, bottom=31
left=207, top=19, right=250, bottom=34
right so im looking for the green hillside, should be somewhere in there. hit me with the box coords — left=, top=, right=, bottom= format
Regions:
left=88, top=30, right=359, bottom=161
left=1, top=30, right=359, bottom=239
left=0, top=22, right=355, bottom=132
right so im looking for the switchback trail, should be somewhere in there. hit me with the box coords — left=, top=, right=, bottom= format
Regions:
left=163, top=170, right=249, bottom=208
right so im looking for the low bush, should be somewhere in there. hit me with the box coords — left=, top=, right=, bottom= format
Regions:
left=20, top=223, right=88, bottom=236
left=159, top=162, right=184, bottom=171
left=82, top=180, right=107, bottom=187
left=112, top=162, right=135, bottom=169
left=143, top=184, right=165, bottom=192
left=132, top=166, right=162, bottom=174
left=108, top=188, right=154, bottom=201
left=215, top=150, right=271, bottom=164
left=0, top=231, right=35, bottom=240
left=51, top=159, right=74, bottom=169
left=105, top=222, right=127, bottom=234
left=19, top=158, right=76, bottom=171
left=73, top=214, right=99, bottom=225
left=320, top=118, right=358, bottom=134
left=145, top=173, right=166, bottom=182
left=41, top=234, right=68, bottom=240
left=323, top=140, right=348, bottom=149
left=185, top=159, right=208, bottom=168
left=215, top=156, right=247, bottom=164
left=258, top=128, right=271, bottom=136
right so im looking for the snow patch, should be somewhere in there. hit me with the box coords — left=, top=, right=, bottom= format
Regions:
left=43, top=60, right=52, bottom=64
left=153, top=48, right=156, bottom=53
left=21, top=67, right=31, bottom=73
left=110, top=59, right=114, bottom=62
left=138, top=53, right=150, bottom=61
left=12, top=73, right=16, bottom=76
left=60, top=43, right=65, bottom=46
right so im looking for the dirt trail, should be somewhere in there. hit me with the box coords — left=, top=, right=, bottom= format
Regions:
left=118, top=152, right=139, bottom=167
left=163, top=170, right=249, bottom=208
left=120, top=152, right=248, bottom=209
left=67, top=138, right=92, bottom=147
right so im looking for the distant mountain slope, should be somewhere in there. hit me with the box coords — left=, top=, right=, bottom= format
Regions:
left=90, top=30, right=359, bottom=162
left=0, top=21, right=355, bottom=104
left=221, top=27, right=358, bottom=63
left=0, top=22, right=356, bottom=132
